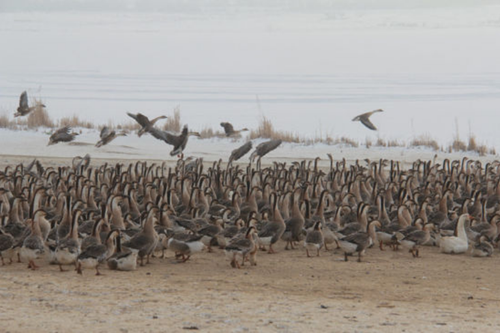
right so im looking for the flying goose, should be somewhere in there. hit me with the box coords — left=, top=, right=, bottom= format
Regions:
left=14, top=91, right=45, bottom=117
left=220, top=122, right=249, bottom=137
left=126, top=112, right=167, bottom=137
left=96, top=126, right=127, bottom=147
left=249, top=139, right=282, bottom=162
left=352, top=109, right=383, bottom=131
left=149, top=125, right=199, bottom=158
left=228, top=141, right=253, bottom=165
left=48, top=127, right=78, bottom=145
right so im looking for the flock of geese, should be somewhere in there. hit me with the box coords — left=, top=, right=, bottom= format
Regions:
left=2, top=91, right=496, bottom=276
left=0, top=153, right=498, bottom=276
left=17, top=91, right=384, bottom=159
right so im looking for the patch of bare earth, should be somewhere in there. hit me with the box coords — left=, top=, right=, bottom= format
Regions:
left=0, top=242, right=499, bottom=333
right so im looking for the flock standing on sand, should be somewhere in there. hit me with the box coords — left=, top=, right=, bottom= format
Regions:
left=2, top=91, right=495, bottom=275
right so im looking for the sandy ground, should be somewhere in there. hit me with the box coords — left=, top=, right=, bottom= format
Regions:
left=1, top=240, right=499, bottom=333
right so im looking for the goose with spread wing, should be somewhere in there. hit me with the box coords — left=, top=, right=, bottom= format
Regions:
left=48, top=127, right=78, bottom=145
left=96, top=126, right=126, bottom=147
left=352, top=109, right=383, bottom=130
left=229, top=141, right=253, bottom=165
left=127, top=112, right=167, bottom=137
left=220, top=122, right=249, bottom=137
left=149, top=125, right=199, bottom=158
left=14, top=91, right=45, bottom=117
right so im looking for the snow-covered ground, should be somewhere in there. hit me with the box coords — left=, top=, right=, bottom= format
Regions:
left=0, top=1, right=499, bottom=157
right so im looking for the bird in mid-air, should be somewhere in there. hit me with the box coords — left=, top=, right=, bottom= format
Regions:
left=352, top=109, right=383, bottom=130
left=15, top=91, right=45, bottom=117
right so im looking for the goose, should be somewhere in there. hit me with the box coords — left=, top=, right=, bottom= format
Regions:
left=338, top=220, right=380, bottom=262
left=220, top=122, right=249, bottom=137
left=352, top=109, right=383, bottom=131
left=48, top=127, right=78, bottom=145
left=228, top=141, right=253, bottom=165
left=54, top=209, right=82, bottom=271
left=14, top=91, right=45, bottom=117
left=95, top=126, right=127, bottom=147
left=304, top=221, right=323, bottom=257
left=107, top=233, right=138, bottom=271
left=122, top=208, right=159, bottom=266
left=77, top=230, right=119, bottom=275
left=148, top=125, right=199, bottom=158
left=225, top=226, right=257, bottom=268
left=439, top=214, right=470, bottom=254
left=250, top=139, right=282, bottom=162
left=126, top=112, right=167, bottom=137
left=398, top=222, right=434, bottom=258
left=0, top=230, right=15, bottom=265
left=257, top=193, right=286, bottom=254
left=282, top=188, right=306, bottom=250
left=471, top=236, right=494, bottom=257
left=19, top=219, right=45, bottom=270
left=166, top=232, right=206, bottom=263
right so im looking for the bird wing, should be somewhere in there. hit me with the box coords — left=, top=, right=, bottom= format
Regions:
left=229, top=141, right=252, bottom=163
left=127, top=112, right=150, bottom=127
left=149, top=126, right=177, bottom=145
left=19, top=91, right=29, bottom=109
left=254, top=139, right=282, bottom=158
left=100, top=126, right=111, bottom=139
left=360, top=117, right=377, bottom=130
left=221, top=122, right=235, bottom=136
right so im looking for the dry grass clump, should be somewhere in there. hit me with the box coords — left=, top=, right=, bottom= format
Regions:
left=199, top=126, right=225, bottom=139
left=59, top=115, right=94, bottom=129
left=375, top=138, right=387, bottom=147
left=26, top=101, right=55, bottom=128
left=0, top=114, right=10, bottom=128
left=163, top=105, right=181, bottom=132
left=365, top=138, right=372, bottom=149
left=410, top=135, right=440, bottom=151
left=451, top=138, right=467, bottom=152
left=249, top=115, right=301, bottom=143
left=336, top=137, right=359, bottom=148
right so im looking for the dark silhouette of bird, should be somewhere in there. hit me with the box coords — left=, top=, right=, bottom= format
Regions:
left=127, top=112, right=167, bottom=137
left=96, top=126, right=126, bottom=148
left=48, top=127, right=78, bottom=146
left=228, top=141, right=253, bottom=165
left=15, top=91, right=45, bottom=117
left=352, top=109, right=383, bottom=130
left=250, top=139, right=282, bottom=162
left=148, top=125, right=200, bottom=158
left=220, top=122, right=249, bottom=137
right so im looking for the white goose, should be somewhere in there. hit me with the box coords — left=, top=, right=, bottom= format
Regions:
left=439, top=214, right=470, bottom=254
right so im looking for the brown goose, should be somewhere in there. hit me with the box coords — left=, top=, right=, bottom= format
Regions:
left=14, top=91, right=45, bottom=117
left=282, top=188, right=306, bottom=250
left=126, top=112, right=167, bottom=137
left=225, top=226, right=257, bottom=268
left=55, top=209, right=82, bottom=271
left=220, top=122, right=249, bottom=137
left=250, top=139, right=282, bottom=162
left=77, top=230, right=119, bottom=275
left=338, top=221, right=380, bottom=262
left=107, top=234, right=138, bottom=271
left=95, top=126, right=127, bottom=147
left=19, top=219, right=45, bottom=270
left=149, top=125, right=199, bottom=158
left=48, top=127, right=78, bottom=145
left=257, top=193, right=286, bottom=254
left=352, top=109, right=383, bottom=130
left=398, top=222, right=434, bottom=258
left=122, top=208, right=159, bottom=266
left=0, top=230, right=15, bottom=265
left=228, top=141, right=253, bottom=165
left=304, top=221, right=324, bottom=257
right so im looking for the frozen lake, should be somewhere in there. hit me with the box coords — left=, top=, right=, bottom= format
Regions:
left=1, top=2, right=499, bottom=150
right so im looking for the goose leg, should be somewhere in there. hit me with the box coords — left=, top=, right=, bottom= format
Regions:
left=379, top=241, right=384, bottom=251
left=1, top=257, right=5, bottom=266
left=306, top=249, right=310, bottom=258
left=357, top=252, right=362, bottom=262
left=76, top=262, right=83, bottom=275
left=59, top=264, right=66, bottom=272
left=344, top=252, right=348, bottom=262
left=95, top=265, right=101, bottom=275
left=317, top=248, right=320, bottom=257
